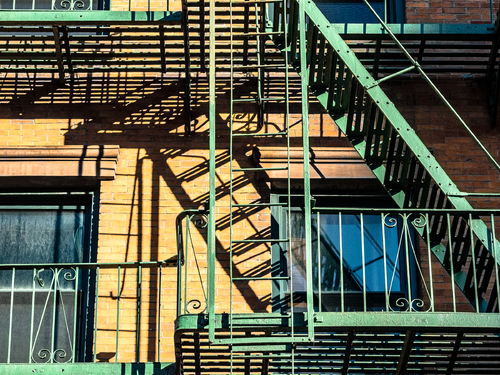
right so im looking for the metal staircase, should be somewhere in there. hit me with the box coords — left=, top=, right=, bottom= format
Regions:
left=175, top=0, right=500, bottom=373
left=265, top=0, right=500, bottom=313
left=176, top=0, right=500, bottom=372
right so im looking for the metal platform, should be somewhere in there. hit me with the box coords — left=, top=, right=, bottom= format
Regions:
left=175, top=313, right=500, bottom=374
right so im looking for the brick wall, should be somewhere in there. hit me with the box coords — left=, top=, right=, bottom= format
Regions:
left=406, top=0, right=497, bottom=24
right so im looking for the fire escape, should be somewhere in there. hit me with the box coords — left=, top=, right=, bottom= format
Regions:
left=1, top=0, right=500, bottom=373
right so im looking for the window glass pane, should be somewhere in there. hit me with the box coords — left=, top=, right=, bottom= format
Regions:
left=0, top=200, right=91, bottom=364
left=314, top=0, right=385, bottom=23
left=287, top=210, right=411, bottom=311
left=0, top=209, right=85, bottom=290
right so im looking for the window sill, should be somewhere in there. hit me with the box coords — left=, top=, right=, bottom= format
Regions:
left=250, top=146, right=375, bottom=180
left=0, top=145, right=119, bottom=180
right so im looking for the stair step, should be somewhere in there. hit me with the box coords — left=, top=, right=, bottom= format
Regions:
left=232, top=276, right=290, bottom=281
left=233, top=202, right=287, bottom=207
left=231, top=31, right=285, bottom=37
left=232, top=238, right=288, bottom=243
left=232, top=131, right=287, bottom=137
left=232, top=64, right=285, bottom=70
left=233, top=96, right=286, bottom=103
left=233, top=167, right=288, bottom=172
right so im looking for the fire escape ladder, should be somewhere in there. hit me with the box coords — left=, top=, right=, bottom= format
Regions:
left=203, top=0, right=316, bottom=352
left=268, top=0, right=500, bottom=312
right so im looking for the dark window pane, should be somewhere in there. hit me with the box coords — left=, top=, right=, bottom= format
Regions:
left=0, top=198, right=92, bottom=364
left=314, top=1, right=385, bottom=23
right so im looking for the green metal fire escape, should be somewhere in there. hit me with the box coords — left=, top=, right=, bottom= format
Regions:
left=175, top=0, right=500, bottom=373
left=1, top=0, right=500, bottom=372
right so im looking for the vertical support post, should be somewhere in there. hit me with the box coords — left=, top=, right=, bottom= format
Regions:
left=298, top=0, right=314, bottom=341
left=93, top=266, right=100, bottom=363
left=157, top=262, right=162, bottom=362
left=208, top=0, right=217, bottom=343
left=136, top=265, right=142, bottom=363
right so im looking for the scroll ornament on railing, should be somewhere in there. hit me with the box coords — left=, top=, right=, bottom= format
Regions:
left=177, top=211, right=209, bottom=316
left=52, top=0, right=92, bottom=10
left=31, top=268, right=77, bottom=363
left=385, top=213, right=433, bottom=313
left=186, top=299, right=207, bottom=314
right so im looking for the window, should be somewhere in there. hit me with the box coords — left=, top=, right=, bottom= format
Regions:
left=0, top=193, right=96, bottom=363
left=314, top=0, right=405, bottom=24
left=272, top=194, right=417, bottom=313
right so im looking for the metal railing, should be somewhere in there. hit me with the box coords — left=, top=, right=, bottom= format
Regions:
left=0, top=0, right=99, bottom=11
left=175, top=205, right=500, bottom=316
left=0, top=260, right=171, bottom=364
left=1, top=206, right=497, bottom=364
left=175, top=209, right=208, bottom=318
left=0, top=0, right=170, bottom=11
left=306, top=207, right=500, bottom=314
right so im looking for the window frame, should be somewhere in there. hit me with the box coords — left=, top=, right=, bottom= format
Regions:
left=0, top=192, right=98, bottom=363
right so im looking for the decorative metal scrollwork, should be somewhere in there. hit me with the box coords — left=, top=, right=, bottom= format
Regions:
left=411, top=213, right=427, bottom=229
left=54, top=0, right=92, bottom=10
left=385, top=213, right=433, bottom=313
left=395, top=297, right=425, bottom=312
left=31, top=267, right=77, bottom=363
left=382, top=214, right=398, bottom=228
left=186, top=299, right=207, bottom=314
left=192, top=214, right=208, bottom=229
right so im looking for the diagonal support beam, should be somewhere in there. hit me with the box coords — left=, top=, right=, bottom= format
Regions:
left=52, top=26, right=65, bottom=84
left=446, top=332, right=463, bottom=375
left=60, top=26, right=73, bottom=77
left=395, top=330, right=415, bottom=375
left=342, top=331, right=354, bottom=375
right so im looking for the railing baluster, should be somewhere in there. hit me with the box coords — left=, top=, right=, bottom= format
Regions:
left=317, top=212, right=321, bottom=312
left=116, top=265, right=120, bottom=363
left=446, top=214, right=457, bottom=312
left=425, top=214, right=435, bottom=312
left=184, top=217, right=190, bottom=314
left=51, top=269, right=57, bottom=363
left=158, top=262, right=162, bottom=362
left=93, top=266, right=100, bottom=363
left=404, top=216, right=412, bottom=310
left=7, top=267, right=15, bottom=364
left=360, top=213, right=367, bottom=312
left=30, top=268, right=36, bottom=363
left=491, top=214, right=500, bottom=312
left=339, top=212, right=344, bottom=313
left=381, top=213, right=389, bottom=312
left=72, top=267, right=79, bottom=362
left=136, top=264, right=142, bottom=362
left=470, top=214, right=480, bottom=312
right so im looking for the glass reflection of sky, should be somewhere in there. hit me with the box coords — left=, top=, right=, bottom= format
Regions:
left=290, top=212, right=404, bottom=294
